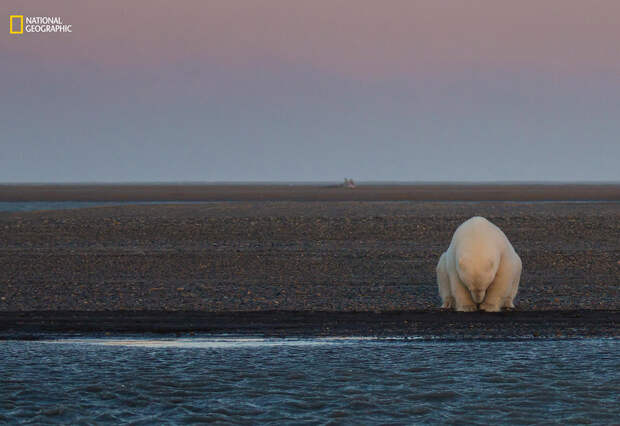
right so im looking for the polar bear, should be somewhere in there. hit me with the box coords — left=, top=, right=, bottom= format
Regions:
left=436, top=216, right=521, bottom=312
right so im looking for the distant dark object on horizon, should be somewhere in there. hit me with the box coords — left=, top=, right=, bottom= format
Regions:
left=343, top=178, right=356, bottom=189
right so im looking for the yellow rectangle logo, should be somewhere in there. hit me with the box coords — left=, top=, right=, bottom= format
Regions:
left=10, top=15, right=23, bottom=34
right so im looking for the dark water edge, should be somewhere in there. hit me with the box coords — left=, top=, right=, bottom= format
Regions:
left=1, top=311, right=618, bottom=340
left=0, top=201, right=213, bottom=213
left=1, top=337, right=618, bottom=424
left=1, top=200, right=617, bottom=214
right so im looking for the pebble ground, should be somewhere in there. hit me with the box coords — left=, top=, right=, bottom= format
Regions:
left=1, top=201, right=618, bottom=312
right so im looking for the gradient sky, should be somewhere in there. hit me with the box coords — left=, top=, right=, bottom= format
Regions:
left=2, top=0, right=620, bottom=182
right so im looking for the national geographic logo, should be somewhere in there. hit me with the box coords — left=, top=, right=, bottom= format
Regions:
left=9, top=15, right=23, bottom=34
left=9, top=15, right=72, bottom=34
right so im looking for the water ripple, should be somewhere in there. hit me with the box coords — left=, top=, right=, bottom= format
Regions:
left=1, top=338, right=618, bottom=424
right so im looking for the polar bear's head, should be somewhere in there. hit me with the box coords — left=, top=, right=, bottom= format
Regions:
left=457, top=254, right=499, bottom=304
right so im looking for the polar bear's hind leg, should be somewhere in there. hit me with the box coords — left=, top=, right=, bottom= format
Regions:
left=508, top=256, right=522, bottom=308
left=504, top=261, right=521, bottom=309
left=437, top=252, right=454, bottom=309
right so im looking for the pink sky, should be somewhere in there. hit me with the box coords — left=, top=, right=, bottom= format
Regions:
left=2, top=1, right=620, bottom=181
left=5, top=0, right=620, bottom=80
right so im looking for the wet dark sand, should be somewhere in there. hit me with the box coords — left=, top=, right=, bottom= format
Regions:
left=0, top=310, right=617, bottom=340
left=0, top=186, right=618, bottom=337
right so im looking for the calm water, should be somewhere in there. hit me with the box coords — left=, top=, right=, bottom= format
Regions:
left=1, top=337, right=618, bottom=424
left=0, top=201, right=211, bottom=212
left=2, top=200, right=614, bottom=213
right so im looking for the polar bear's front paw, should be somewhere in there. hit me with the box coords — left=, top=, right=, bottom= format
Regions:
left=456, top=304, right=478, bottom=312
left=441, top=297, right=455, bottom=309
left=480, top=302, right=501, bottom=312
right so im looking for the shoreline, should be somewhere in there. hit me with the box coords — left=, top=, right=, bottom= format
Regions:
left=1, top=200, right=618, bottom=339
left=1, top=310, right=618, bottom=340
left=1, top=183, right=619, bottom=202
left=1, top=201, right=618, bottom=313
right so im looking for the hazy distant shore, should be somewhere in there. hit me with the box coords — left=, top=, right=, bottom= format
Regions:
left=1, top=183, right=619, bottom=201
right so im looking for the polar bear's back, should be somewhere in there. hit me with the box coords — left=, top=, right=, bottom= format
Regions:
left=450, top=216, right=510, bottom=257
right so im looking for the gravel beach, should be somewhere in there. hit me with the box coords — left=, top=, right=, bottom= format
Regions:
left=0, top=190, right=618, bottom=336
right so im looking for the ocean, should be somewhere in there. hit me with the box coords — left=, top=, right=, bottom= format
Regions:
left=0, top=201, right=206, bottom=213
left=1, top=337, right=618, bottom=424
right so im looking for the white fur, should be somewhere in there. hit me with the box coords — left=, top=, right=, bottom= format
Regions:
left=437, top=216, right=521, bottom=312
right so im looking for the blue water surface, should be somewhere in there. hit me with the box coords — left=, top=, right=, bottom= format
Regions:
left=1, top=337, right=618, bottom=424
left=0, top=201, right=208, bottom=213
